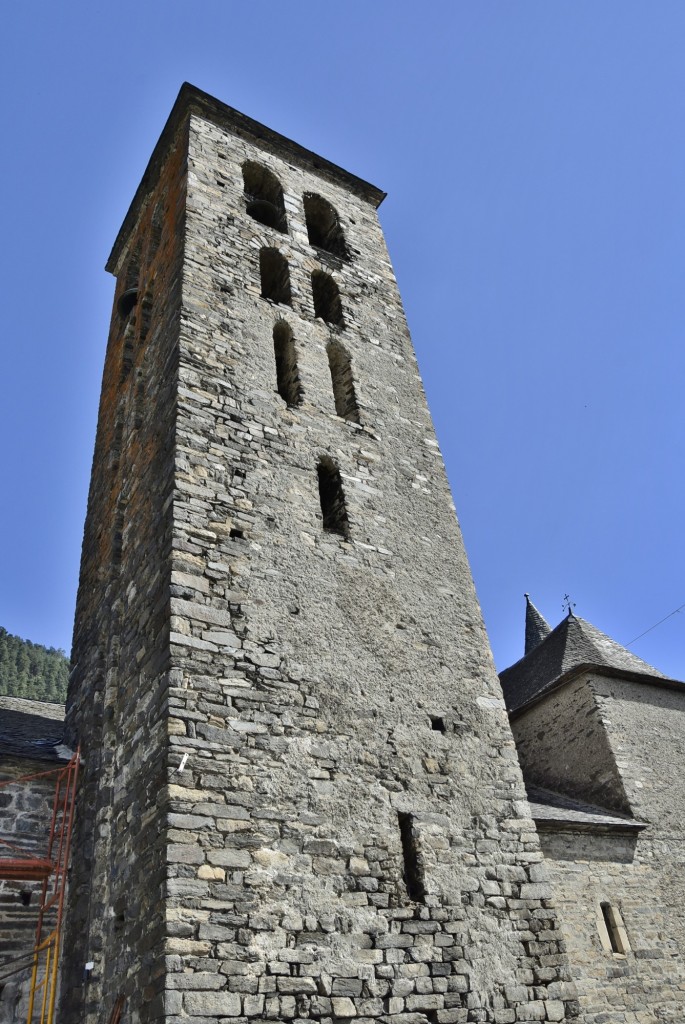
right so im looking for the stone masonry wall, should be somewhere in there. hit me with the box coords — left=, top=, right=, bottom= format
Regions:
left=0, top=758, right=56, bottom=1024
left=512, top=674, right=685, bottom=1021
left=511, top=678, right=630, bottom=815
left=60, top=123, right=189, bottom=1024
left=159, top=108, right=575, bottom=1024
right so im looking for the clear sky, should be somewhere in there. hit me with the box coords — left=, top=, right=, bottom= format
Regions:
left=1, top=2, right=683, bottom=679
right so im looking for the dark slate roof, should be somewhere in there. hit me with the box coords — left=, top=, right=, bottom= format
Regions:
left=0, top=697, right=67, bottom=763
left=527, top=785, right=647, bottom=832
left=500, top=611, right=667, bottom=713
left=524, top=595, right=552, bottom=654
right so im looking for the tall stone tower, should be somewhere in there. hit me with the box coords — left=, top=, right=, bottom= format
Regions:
left=63, top=85, right=573, bottom=1024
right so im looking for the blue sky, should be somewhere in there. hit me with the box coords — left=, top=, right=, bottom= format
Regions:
left=1, top=2, right=683, bottom=678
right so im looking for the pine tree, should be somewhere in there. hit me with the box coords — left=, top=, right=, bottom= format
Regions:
left=0, top=627, right=68, bottom=702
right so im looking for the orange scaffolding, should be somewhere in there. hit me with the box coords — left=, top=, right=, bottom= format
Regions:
left=0, top=751, right=80, bottom=1024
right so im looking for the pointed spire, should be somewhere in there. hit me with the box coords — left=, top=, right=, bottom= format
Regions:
left=524, top=594, right=552, bottom=654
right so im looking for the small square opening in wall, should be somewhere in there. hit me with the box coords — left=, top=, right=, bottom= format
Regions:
left=430, top=716, right=446, bottom=732
left=230, top=528, right=244, bottom=540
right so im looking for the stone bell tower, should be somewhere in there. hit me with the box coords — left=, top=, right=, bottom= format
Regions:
left=62, top=84, right=573, bottom=1024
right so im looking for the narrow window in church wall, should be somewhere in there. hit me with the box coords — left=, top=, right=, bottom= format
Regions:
left=317, top=457, right=350, bottom=537
left=398, top=812, right=426, bottom=903
left=273, top=321, right=302, bottom=408
left=118, top=248, right=140, bottom=321
left=243, top=161, right=288, bottom=233
left=260, top=248, right=292, bottom=305
left=312, top=270, right=344, bottom=327
left=326, top=341, right=359, bottom=423
left=303, top=193, right=348, bottom=259
left=599, top=902, right=630, bottom=955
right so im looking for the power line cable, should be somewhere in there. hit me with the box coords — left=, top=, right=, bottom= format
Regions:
left=626, top=602, right=685, bottom=646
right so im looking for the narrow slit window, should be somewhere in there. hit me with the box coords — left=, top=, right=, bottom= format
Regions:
left=260, top=249, right=292, bottom=305
left=303, top=193, right=348, bottom=258
left=243, top=161, right=287, bottom=233
left=317, top=457, right=350, bottom=537
left=600, top=902, right=628, bottom=954
left=312, top=270, right=344, bottom=327
left=398, top=812, right=426, bottom=903
left=273, top=321, right=303, bottom=407
left=327, top=341, right=359, bottom=422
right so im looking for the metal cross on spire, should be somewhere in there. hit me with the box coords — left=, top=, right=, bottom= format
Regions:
left=562, top=594, right=576, bottom=616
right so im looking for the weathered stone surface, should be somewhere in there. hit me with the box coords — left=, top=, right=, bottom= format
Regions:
left=58, top=86, right=574, bottom=1024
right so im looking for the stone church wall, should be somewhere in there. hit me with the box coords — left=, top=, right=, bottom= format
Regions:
left=513, top=672, right=685, bottom=1022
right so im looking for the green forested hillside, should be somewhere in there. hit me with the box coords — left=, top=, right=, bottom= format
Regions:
left=0, top=627, right=68, bottom=703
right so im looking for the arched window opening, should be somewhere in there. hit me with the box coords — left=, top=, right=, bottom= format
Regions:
left=273, top=322, right=303, bottom=408
left=312, top=270, right=344, bottom=327
left=317, top=457, right=350, bottom=538
left=243, top=161, right=287, bottom=233
left=600, top=903, right=629, bottom=955
left=326, top=341, right=359, bottom=423
left=118, top=248, right=140, bottom=320
left=118, top=289, right=139, bottom=319
left=304, top=193, right=348, bottom=258
left=260, top=249, right=292, bottom=305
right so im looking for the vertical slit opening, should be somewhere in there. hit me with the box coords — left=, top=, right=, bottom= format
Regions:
left=260, top=249, right=292, bottom=305
left=317, top=457, right=350, bottom=538
left=273, top=321, right=303, bottom=407
left=600, top=902, right=626, bottom=954
left=430, top=716, right=446, bottom=732
left=327, top=341, right=359, bottom=423
left=304, top=193, right=348, bottom=258
left=312, top=270, right=344, bottom=326
left=398, top=812, right=426, bottom=903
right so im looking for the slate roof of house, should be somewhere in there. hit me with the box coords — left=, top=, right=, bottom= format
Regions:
left=0, top=696, right=67, bottom=763
left=527, top=785, right=647, bottom=832
left=500, top=607, right=667, bottom=713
